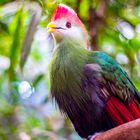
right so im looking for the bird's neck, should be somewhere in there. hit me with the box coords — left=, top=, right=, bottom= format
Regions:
left=51, top=39, right=89, bottom=66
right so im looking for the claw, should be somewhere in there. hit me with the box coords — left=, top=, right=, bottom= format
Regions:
left=87, top=132, right=103, bottom=140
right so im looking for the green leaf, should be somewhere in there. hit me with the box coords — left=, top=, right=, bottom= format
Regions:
left=33, top=74, right=44, bottom=87
left=8, top=8, right=23, bottom=82
left=0, top=20, right=9, bottom=33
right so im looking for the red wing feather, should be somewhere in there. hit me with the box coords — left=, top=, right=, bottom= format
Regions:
left=106, top=96, right=140, bottom=125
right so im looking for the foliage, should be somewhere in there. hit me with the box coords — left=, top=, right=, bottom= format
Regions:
left=0, top=0, right=140, bottom=140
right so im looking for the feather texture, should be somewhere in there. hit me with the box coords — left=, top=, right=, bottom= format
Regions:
left=50, top=40, right=114, bottom=137
left=50, top=40, right=140, bottom=138
left=49, top=4, right=140, bottom=139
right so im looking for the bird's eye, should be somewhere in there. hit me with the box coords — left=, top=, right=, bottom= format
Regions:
left=66, top=22, right=71, bottom=28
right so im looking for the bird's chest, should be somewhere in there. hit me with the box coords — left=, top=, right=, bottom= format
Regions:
left=50, top=47, right=103, bottom=138
left=50, top=53, right=89, bottom=111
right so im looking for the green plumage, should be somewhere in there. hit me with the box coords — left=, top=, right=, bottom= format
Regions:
left=50, top=39, right=139, bottom=107
left=48, top=4, right=140, bottom=138
left=49, top=40, right=90, bottom=114
left=49, top=37, right=140, bottom=138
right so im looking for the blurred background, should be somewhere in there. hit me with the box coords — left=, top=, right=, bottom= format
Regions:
left=0, top=0, right=140, bottom=140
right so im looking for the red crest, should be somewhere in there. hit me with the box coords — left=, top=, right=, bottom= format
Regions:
left=51, top=4, right=82, bottom=24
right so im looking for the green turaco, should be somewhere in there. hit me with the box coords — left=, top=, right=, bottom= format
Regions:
left=47, top=4, right=140, bottom=139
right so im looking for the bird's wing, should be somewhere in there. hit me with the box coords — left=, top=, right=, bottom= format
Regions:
left=83, top=51, right=140, bottom=103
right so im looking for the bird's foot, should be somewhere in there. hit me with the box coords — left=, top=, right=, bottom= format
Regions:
left=87, top=132, right=103, bottom=140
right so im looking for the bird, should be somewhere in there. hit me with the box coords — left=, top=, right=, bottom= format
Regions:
left=47, top=4, right=140, bottom=139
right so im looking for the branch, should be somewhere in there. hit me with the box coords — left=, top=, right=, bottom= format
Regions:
left=90, top=119, right=140, bottom=140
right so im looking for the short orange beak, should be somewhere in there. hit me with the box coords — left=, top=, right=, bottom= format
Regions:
left=47, top=22, right=57, bottom=33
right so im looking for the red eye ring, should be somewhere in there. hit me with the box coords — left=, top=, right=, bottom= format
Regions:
left=66, top=22, right=71, bottom=28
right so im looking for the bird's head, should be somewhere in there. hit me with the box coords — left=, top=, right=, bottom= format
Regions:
left=47, top=4, right=89, bottom=48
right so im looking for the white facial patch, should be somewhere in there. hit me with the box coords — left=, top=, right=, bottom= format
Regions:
left=54, top=18, right=86, bottom=45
